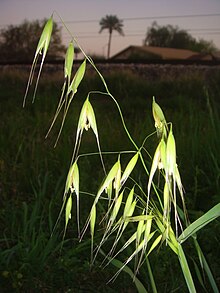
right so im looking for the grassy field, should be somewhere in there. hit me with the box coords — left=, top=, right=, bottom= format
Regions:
left=0, top=66, right=220, bottom=292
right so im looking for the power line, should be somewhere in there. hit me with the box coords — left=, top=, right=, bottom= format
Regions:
left=62, top=27, right=220, bottom=38
left=63, top=28, right=220, bottom=35
left=122, top=13, right=220, bottom=21
left=62, top=13, right=220, bottom=24
left=63, top=27, right=220, bottom=34
left=0, top=13, right=220, bottom=28
left=62, top=31, right=220, bottom=41
left=193, top=31, right=220, bottom=35
left=188, top=28, right=220, bottom=31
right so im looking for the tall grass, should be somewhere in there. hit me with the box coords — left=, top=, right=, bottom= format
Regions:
left=0, top=173, right=139, bottom=292
left=1, top=23, right=220, bottom=290
left=18, top=16, right=220, bottom=293
left=1, top=63, right=220, bottom=291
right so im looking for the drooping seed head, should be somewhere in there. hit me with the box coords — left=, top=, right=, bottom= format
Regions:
left=166, top=126, right=176, bottom=176
left=78, top=98, right=98, bottom=136
left=152, top=97, right=167, bottom=138
left=68, top=59, right=86, bottom=95
left=65, top=195, right=72, bottom=228
left=121, top=152, right=139, bottom=186
left=65, top=161, right=79, bottom=197
left=64, top=41, right=74, bottom=82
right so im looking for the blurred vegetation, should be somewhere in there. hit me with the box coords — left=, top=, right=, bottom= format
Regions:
left=0, top=19, right=66, bottom=63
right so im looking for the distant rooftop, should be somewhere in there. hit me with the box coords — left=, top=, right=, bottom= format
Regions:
left=111, top=45, right=213, bottom=60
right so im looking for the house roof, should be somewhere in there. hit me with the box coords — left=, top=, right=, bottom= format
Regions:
left=111, top=45, right=211, bottom=60
left=212, top=51, right=220, bottom=60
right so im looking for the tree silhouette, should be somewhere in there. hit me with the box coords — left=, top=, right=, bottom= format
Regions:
left=145, top=21, right=217, bottom=53
left=0, top=19, right=66, bottom=63
left=99, top=15, right=124, bottom=59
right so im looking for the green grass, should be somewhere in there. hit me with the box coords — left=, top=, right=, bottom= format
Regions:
left=0, top=68, right=220, bottom=292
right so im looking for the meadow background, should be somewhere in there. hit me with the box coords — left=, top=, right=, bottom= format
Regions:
left=0, top=63, right=220, bottom=292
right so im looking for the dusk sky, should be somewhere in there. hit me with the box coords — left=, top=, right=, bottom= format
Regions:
left=1, top=0, right=220, bottom=57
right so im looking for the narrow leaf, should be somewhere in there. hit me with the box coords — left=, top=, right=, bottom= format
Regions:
left=194, top=240, right=219, bottom=293
left=178, top=203, right=220, bottom=243
left=178, top=243, right=196, bottom=293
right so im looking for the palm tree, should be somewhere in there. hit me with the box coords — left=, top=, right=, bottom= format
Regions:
left=99, top=15, right=124, bottom=59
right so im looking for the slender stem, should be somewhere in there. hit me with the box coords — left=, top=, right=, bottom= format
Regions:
left=146, top=256, right=158, bottom=293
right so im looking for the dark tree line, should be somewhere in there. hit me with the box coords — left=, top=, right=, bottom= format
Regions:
left=144, top=21, right=217, bottom=53
left=0, top=19, right=66, bottom=63
left=0, top=17, right=218, bottom=63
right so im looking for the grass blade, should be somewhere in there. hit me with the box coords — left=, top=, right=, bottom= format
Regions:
left=178, top=203, right=220, bottom=243
left=194, top=239, right=219, bottom=293
left=178, top=243, right=196, bottom=293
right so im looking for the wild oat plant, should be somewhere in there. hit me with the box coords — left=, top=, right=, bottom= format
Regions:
left=23, top=15, right=220, bottom=293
